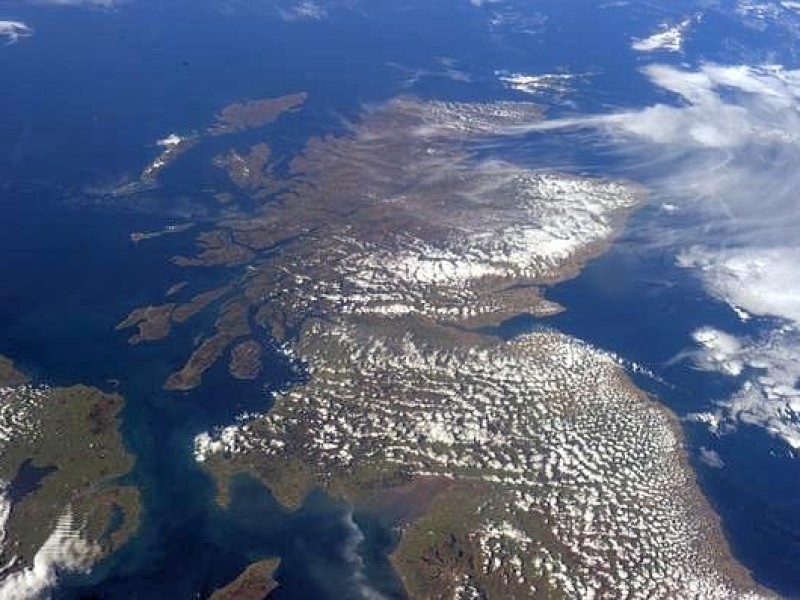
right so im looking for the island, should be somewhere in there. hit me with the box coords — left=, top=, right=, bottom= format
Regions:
left=106, top=93, right=307, bottom=197
left=209, top=558, right=281, bottom=600
left=208, top=93, right=308, bottom=135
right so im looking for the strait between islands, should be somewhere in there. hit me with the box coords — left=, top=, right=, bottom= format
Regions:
left=121, top=94, right=772, bottom=598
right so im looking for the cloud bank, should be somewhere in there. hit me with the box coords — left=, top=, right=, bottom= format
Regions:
left=518, top=63, right=800, bottom=254
left=514, top=62, right=800, bottom=451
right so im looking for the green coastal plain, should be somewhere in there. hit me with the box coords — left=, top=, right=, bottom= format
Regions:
left=0, top=356, right=140, bottom=573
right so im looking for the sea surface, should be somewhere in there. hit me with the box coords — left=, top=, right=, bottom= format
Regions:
left=1, top=0, right=799, bottom=596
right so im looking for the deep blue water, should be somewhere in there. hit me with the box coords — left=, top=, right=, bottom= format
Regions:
left=1, top=0, right=799, bottom=597
left=543, top=217, right=800, bottom=597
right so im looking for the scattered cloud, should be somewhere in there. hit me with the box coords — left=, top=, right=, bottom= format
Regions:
left=689, top=325, right=800, bottom=451
left=389, top=59, right=473, bottom=88
left=467, top=0, right=548, bottom=37
left=31, top=0, right=117, bottom=6
left=699, top=446, right=725, bottom=468
left=278, top=0, right=327, bottom=21
left=509, top=62, right=800, bottom=451
left=631, top=15, right=700, bottom=53
left=496, top=71, right=583, bottom=97
left=0, top=21, right=32, bottom=45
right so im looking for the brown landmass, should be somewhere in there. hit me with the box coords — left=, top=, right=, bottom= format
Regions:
left=213, top=143, right=275, bottom=191
left=0, top=364, right=140, bottom=572
left=172, top=286, right=231, bottom=323
left=0, top=355, right=28, bottom=387
left=228, top=339, right=263, bottom=380
left=141, top=136, right=200, bottom=184
left=116, top=304, right=175, bottom=344
left=208, top=93, right=307, bottom=136
left=164, top=299, right=250, bottom=391
left=117, top=287, right=231, bottom=349
left=173, top=230, right=254, bottom=267
left=107, top=93, right=305, bottom=198
left=130, top=223, right=194, bottom=244
left=210, top=558, right=280, bottom=600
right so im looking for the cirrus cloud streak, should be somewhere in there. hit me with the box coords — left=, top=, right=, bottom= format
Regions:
left=510, top=61, right=800, bottom=451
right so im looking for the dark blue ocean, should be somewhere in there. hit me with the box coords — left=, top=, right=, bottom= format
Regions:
left=1, top=0, right=798, bottom=597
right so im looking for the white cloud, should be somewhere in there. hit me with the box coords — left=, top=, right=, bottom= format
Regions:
left=0, top=490, right=11, bottom=557
left=279, top=0, right=327, bottom=21
left=632, top=16, right=697, bottom=53
left=0, top=21, right=32, bottom=45
left=692, top=326, right=745, bottom=376
left=699, top=447, right=725, bottom=468
left=340, top=511, right=386, bottom=600
left=509, top=62, right=800, bottom=451
left=157, top=133, right=184, bottom=147
left=678, top=247, right=800, bottom=325
left=0, top=510, right=98, bottom=600
left=496, top=71, right=581, bottom=96
left=689, top=325, right=800, bottom=451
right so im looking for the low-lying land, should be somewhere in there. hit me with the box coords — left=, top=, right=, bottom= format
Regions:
left=0, top=357, right=139, bottom=594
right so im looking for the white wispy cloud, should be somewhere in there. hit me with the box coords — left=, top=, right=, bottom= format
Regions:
left=340, top=511, right=386, bottom=600
left=0, top=510, right=98, bottom=599
left=678, top=247, right=800, bottom=324
left=32, top=0, right=117, bottom=6
left=0, top=21, right=32, bottom=45
left=689, top=325, right=800, bottom=451
left=496, top=71, right=582, bottom=96
left=278, top=0, right=327, bottom=21
left=631, top=16, right=698, bottom=53
left=509, top=62, right=800, bottom=451
left=521, top=62, right=800, bottom=252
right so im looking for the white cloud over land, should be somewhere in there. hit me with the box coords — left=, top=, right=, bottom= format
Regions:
left=0, top=510, right=98, bottom=600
